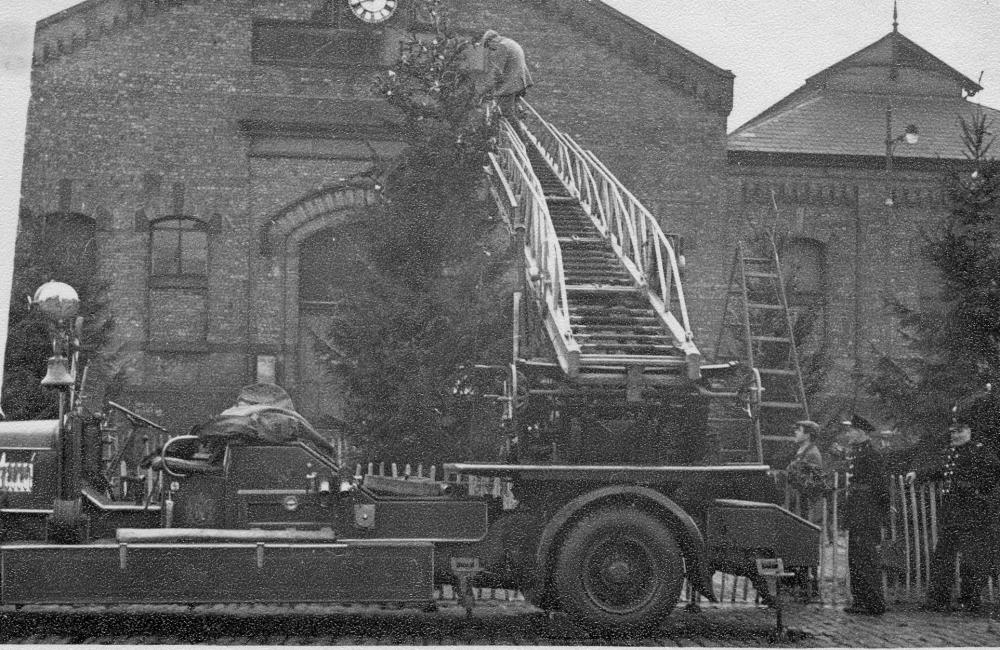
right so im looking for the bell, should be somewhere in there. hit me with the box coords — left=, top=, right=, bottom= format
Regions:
left=41, top=355, right=75, bottom=388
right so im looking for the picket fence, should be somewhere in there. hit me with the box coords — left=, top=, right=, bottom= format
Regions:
left=355, top=464, right=997, bottom=607
left=797, top=471, right=996, bottom=605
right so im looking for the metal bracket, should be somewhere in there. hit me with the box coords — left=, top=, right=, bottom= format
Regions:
left=626, top=365, right=643, bottom=402
left=354, top=503, right=376, bottom=529
left=450, top=557, right=481, bottom=618
left=756, top=557, right=795, bottom=638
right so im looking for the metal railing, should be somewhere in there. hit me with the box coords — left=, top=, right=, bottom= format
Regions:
left=517, top=101, right=695, bottom=354
left=488, top=116, right=580, bottom=373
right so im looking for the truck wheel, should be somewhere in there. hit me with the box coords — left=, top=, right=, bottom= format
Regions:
left=554, top=506, right=684, bottom=633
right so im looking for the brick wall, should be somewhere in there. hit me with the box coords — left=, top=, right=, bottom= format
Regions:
left=18, top=0, right=730, bottom=431
left=726, top=161, right=949, bottom=418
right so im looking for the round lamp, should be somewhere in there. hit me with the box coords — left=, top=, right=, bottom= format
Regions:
left=33, top=281, right=79, bottom=322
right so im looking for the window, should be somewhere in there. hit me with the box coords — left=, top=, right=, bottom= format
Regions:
left=782, top=238, right=826, bottom=307
left=150, top=217, right=208, bottom=287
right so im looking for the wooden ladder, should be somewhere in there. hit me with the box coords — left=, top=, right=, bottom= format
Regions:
left=714, top=233, right=810, bottom=453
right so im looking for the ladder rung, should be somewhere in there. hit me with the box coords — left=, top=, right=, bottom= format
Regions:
left=745, top=271, right=778, bottom=278
left=751, top=336, right=791, bottom=343
left=746, top=302, right=784, bottom=310
left=760, top=401, right=803, bottom=409
left=558, top=237, right=604, bottom=244
left=742, top=257, right=771, bottom=263
left=758, top=368, right=797, bottom=376
left=578, top=354, right=686, bottom=366
left=566, top=284, right=636, bottom=293
left=761, top=435, right=798, bottom=442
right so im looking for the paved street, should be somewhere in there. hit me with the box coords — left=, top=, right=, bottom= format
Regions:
left=0, top=599, right=995, bottom=645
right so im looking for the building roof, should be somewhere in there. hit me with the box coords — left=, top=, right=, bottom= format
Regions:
left=804, top=31, right=982, bottom=97
left=729, top=90, right=1000, bottom=160
left=729, top=28, right=997, bottom=162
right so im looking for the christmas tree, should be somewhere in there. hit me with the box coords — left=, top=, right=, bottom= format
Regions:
left=319, top=0, right=512, bottom=464
left=870, top=109, right=1000, bottom=448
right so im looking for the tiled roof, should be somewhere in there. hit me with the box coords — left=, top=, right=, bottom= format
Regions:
left=729, top=90, right=1000, bottom=161
left=728, top=29, right=996, bottom=162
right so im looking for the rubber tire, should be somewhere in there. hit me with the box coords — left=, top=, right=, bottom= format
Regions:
left=553, top=506, right=684, bottom=634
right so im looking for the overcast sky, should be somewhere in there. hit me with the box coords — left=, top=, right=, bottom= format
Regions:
left=2, top=0, right=999, bottom=394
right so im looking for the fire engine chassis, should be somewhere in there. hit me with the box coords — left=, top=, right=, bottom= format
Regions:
left=0, top=283, right=818, bottom=634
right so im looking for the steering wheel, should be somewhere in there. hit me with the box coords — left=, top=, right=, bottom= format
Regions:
left=106, top=400, right=168, bottom=432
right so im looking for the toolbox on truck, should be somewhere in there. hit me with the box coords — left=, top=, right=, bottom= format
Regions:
left=705, top=498, right=820, bottom=567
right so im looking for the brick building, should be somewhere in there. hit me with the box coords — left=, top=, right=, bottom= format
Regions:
left=726, top=24, right=1000, bottom=425
left=16, top=0, right=735, bottom=432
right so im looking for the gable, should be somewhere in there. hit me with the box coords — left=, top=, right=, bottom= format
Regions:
left=805, top=32, right=981, bottom=98
left=538, top=0, right=733, bottom=114
left=35, top=0, right=735, bottom=115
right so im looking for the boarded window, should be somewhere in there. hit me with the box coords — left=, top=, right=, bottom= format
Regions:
left=252, top=19, right=382, bottom=68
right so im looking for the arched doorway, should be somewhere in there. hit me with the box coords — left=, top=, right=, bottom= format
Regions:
left=296, top=221, right=373, bottom=429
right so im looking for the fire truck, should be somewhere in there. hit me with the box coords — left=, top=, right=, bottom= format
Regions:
left=0, top=105, right=818, bottom=634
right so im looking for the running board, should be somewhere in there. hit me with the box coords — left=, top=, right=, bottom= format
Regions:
left=1, top=541, right=433, bottom=605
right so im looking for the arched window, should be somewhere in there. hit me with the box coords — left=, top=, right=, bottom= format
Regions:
left=150, top=217, right=208, bottom=287
left=782, top=238, right=827, bottom=307
left=780, top=237, right=829, bottom=370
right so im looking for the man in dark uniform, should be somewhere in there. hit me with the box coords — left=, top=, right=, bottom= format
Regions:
left=909, top=403, right=1000, bottom=614
left=840, top=414, right=890, bottom=615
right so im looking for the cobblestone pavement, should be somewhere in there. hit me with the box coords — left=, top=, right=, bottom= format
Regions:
left=0, top=600, right=996, bottom=645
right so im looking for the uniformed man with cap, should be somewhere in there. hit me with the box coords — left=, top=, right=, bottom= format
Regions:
left=840, top=414, right=890, bottom=615
left=907, top=399, right=1000, bottom=614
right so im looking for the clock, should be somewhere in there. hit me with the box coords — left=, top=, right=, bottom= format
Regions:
left=348, top=0, right=399, bottom=25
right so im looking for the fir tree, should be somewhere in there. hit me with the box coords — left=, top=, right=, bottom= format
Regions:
left=869, top=109, right=1000, bottom=447
left=320, top=0, right=512, bottom=464
left=3, top=208, right=114, bottom=420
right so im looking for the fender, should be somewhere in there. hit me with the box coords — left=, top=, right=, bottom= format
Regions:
left=534, top=485, right=717, bottom=601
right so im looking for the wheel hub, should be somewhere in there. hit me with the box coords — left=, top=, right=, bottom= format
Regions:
left=583, top=539, right=658, bottom=613
left=603, top=558, right=632, bottom=584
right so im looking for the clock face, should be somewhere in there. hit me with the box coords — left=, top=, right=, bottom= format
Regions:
left=348, top=0, right=399, bottom=24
